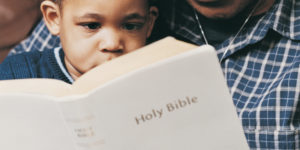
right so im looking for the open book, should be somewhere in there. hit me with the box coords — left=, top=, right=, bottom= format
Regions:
left=0, top=37, right=248, bottom=150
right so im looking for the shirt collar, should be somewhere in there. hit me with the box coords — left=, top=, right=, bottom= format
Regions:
left=164, top=0, right=298, bottom=60
left=54, top=47, right=74, bottom=84
left=269, top=0, right=300, bottom=40
left=215, top=0, right=298, bottom=60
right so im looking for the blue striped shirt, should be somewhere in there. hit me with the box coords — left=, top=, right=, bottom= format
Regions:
left=161, top=0, right=300, bottom=149
left=9, top=19, right=60, bottom=55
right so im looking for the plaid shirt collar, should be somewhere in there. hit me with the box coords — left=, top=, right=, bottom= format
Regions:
left=167, top=0, right=298, bottom=60
left=271, top=0, right=300, bottom=40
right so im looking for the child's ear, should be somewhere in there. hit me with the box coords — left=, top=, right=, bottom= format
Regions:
left=146, top=6, right=159, bottom=38
left=40, top=1, right=61, bottom=35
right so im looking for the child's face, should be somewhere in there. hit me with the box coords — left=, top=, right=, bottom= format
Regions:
left=42, top=0, right=158, bottom=79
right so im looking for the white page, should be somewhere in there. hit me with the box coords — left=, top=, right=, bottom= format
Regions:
left=59, top=46, right=248, bottom=150
left=0, top=94, right=75, bottom=150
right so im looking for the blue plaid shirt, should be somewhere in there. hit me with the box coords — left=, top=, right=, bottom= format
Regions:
left=160, top=0, right=300, bottom=149
left=10, top=0, right=300, bottom=149
left=9, top=19, right=60, bottom=55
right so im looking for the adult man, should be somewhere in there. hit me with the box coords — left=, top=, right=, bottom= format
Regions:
left=6, top=0, right=300, bottom=149
left=155, top=0, right=300, bottom=149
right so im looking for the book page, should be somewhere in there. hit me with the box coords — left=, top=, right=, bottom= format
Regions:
left=0, top=94, right=75, bottom=150
left=0, top=78, right=72, bottom=97
left=0, top=37, right=248, bottom=149
left=58, top=46, right=248, bottom=150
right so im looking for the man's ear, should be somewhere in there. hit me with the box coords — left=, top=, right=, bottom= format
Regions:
left=146, top=6, right=159, bottom=38
left=40, top=0, right=61, bottom=35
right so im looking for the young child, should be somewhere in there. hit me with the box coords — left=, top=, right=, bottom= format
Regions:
left=0, top=0, right=158, bottom=84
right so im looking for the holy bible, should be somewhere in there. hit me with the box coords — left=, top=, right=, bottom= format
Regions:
left=0, top=37, right=248, bottom=150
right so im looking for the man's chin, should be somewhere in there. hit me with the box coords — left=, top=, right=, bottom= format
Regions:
left=202, top=13, right=236, bottom=20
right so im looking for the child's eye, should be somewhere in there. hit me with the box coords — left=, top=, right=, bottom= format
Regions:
left=81, top=22, right=101, bottom=30
left=122, top=23, right=144, bottom=31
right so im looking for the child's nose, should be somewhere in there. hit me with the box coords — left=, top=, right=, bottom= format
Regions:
left=98, top=29, right=123, bottom=53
